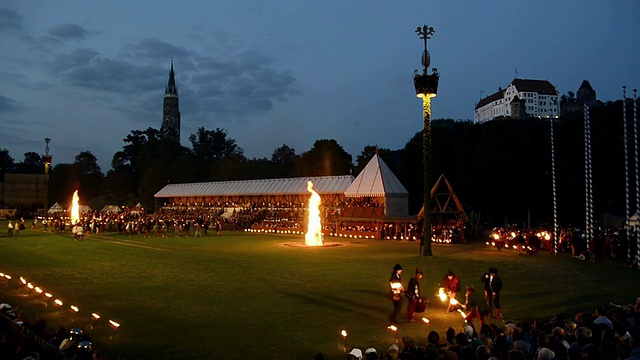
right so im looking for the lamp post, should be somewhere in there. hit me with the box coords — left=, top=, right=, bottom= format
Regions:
left=42, top=138, right=52, bottom=211
left=414, top=24, right=439, bottom=257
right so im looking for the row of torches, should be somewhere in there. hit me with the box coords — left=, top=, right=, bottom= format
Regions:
left=338, top=287, right=466, bottom=352
left=486, top=231, right=551, bottom=248
left=244, top=228, right=449, bottom=242
left=0, top=271, right=121, bottom=337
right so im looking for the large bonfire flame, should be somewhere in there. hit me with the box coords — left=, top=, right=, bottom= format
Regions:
left=70, top=190, right=80, bottom=225
left=305, top=181, right=324, bottom=246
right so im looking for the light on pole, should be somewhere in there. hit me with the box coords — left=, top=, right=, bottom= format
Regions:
left=42, top=138, right=52, bottom=211
left=413, top=24, right=439, bottom=257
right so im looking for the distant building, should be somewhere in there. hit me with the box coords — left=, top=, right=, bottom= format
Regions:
left=1, top=173, right=45, bottom=208
left=561, top=80, right=597, bottom=114
left=160, top=60, right=181, bottom=143
left=474, top=78, right=560, bottom=123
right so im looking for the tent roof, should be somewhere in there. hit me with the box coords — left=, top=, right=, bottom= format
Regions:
left=49, top=202, right=63, bottom=209
left=154, top=175, right=354, bottom=198
left=344, top=154, right=407, bottom=198
left=101, top=205, right=122, bottom=212
left=67, top=205, right=92, bottom=212
left=48, top=202, right=64, bottom=213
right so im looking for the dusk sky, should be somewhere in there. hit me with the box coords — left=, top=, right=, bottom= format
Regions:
left=1, top=1, right=639, bottom=171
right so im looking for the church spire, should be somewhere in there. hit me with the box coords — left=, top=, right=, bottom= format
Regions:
left=165, top=59, right=178, bottom=95
left=161, top=58, right=181, bottom=143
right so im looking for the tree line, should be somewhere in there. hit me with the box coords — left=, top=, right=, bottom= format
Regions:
left=0, top=99, right=634, bottom=227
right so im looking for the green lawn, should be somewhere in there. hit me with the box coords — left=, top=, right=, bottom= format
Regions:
left=1, top=224, right=639, bottom=360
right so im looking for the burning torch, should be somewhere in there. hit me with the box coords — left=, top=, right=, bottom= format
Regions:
left=340, top=329, right=348, bottom=352
left=387, top=325, right=399, bottom=344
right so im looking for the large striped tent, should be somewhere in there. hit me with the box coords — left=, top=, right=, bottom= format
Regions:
left=153, top=154, right=411, bottom=219
left=154, top=175, right=354, bottom=208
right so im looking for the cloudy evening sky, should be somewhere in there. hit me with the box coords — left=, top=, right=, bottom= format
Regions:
left=1, top=1, right=639, bottom=170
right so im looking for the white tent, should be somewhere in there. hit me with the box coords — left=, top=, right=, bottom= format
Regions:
left=131, top=202, right=144, bottom=214
left=67, top=205, right=92, bottom=213
left=48, top=202, right=64, bottom=213
left=101, top=205, right=122, bottom=213
left=344, top=153, right=409, bottom=217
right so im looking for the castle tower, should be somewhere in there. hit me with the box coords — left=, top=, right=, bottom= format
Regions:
left=160, top=60, right=181, bottom=142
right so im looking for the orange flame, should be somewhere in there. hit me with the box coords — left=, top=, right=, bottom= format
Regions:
left=71, top=190, right=80, bottom=225
left=305, top=181, right=323, bottom=246
left=438, top=287, right=448, bottom=302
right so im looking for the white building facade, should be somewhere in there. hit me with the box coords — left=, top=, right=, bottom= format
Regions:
left=474, top=79, right=560, bottom=123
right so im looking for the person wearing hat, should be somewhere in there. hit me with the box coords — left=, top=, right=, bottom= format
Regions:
left=364, top=348, right=378, bottom=360
left=388, top=263, right=404, bottom=325
left=481, top=267, right=503, bottom=320
left=347, top=348, right=363, bottom=360
left=405, top=267, right=424, bottom=322
left=386, top=344, right=399, bottom=360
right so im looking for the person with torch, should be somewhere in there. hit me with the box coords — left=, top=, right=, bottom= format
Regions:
left=442, top=270, right=461, bottom=313
left=388, top=263, right=404, bottom=326
left=405, top=267, right=424, bottom=322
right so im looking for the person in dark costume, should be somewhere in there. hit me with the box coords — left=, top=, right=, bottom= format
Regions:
left=405, top=267, right=424, bottom=321
left=388, top=263, right=404, bottom=325
left=481, top=267, right=503, bottom=320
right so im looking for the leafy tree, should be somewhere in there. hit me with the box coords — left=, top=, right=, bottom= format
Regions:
left=297, top=139, right=353, bottom=176
left=210, top=153, right=250, bottom=181
left=0, top=148, right=15, bottom=176
left=49, top=163, right=75, bottom=207
left=271, top=144, right=299, bottom=178
left=104, top=127, right=195, bottom=207
left=15, top=152, right=42, bottom=174
left=189, top=127, right=242, bottom=163
left=73, top=151, right=104, bottom=201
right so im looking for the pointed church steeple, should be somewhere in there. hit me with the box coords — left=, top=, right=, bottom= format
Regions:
left=160, top=59, right=181, bottom=143
left=165, top=60, right=178, bottom=95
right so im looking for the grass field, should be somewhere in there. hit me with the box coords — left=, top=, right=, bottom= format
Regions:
left=1, top=223, right=639, bottom=360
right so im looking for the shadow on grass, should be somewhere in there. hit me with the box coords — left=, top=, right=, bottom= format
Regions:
left=279, top=288, right=389, bottom=320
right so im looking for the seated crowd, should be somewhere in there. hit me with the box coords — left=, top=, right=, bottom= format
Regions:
left=1, top=303, right=104, bottom=360
left=327, top=298, right=640, bottom=360
left=27, top=203, right=470, bottom=242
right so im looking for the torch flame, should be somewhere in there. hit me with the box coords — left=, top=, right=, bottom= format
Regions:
left=109, top=320, right=120, bottom=328
left=341, top=329, right=347, bottom=337
left=305, top=181, right=324, bottom=246
left=438, top=287, right=448, bottom=302
left=449, top=298, right=460, bottom=306
left=92, top=313, right=101, bottom=320
left=388, top=325, right=397, bottom=331
left=71, top=190, right=80, bottom=225
left=421, top=317, right=430, bottom=324
left=457, top=309, right=467, bottom=319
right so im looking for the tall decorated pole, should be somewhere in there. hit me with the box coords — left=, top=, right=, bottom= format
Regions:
left=634, top=89, right=639, bottom=264
left=584, top=102, right=594, bottom=247
left=623, top=87, right=630, bottom=262
left=550, top=116, right=558, bottom=254
left=42, top=138, right=52, bottom=211
left=413, top=24, right=439, bottom=257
